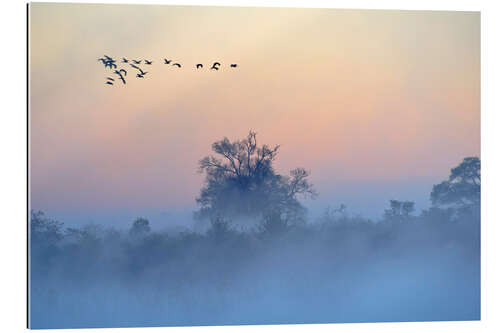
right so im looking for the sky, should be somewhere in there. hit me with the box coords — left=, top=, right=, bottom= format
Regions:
left=29, top=3, right=480, bottom=227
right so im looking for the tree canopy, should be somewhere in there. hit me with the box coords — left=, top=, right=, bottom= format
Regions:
left=431, top=157, right=480, bottom=208
left=196, top=131, right=316, bottom=222
left=383, top=200, right=415, bottom=222
left=129, top=217, right=151, bottom=237
left=30, top=210, right=64, bottom=244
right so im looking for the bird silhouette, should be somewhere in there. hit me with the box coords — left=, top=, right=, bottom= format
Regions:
left=103, top=60, right=117, bottom=69
left=113, top=70, right=126, bottom=84
left=132, top=60, right=142, bottom=64
left=122, top=57, right=129, bottom=63
left=97, top=55, right=116, bottom=68
left=103, top=55, right=115, bottom=62
left=210, top=64, right=219, bottom=70
left=105, top=81, right=113, bottom=85
left=145, top=60, right=153, bottom=65
left=130, top=64, right=148, bottom=77
left=172, top=63, right=181, bottom=68
left=99, top=55, right=117, bottom=69
left=106, top=77, right=115, bottom=81
left=196, top=64, right=203, bottom=69
left=230, top=64, right=238, bottom=68
left=164, top=58, right=171, bottom=64
left=213, top=62, right=221, bottom=67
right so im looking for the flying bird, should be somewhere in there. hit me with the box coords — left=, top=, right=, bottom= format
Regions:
left=145, top=60, right=153, bottom=65
left=164, top=58, right=171, bottom=64
left=106, top=77, right=115, bottom=81
left=210, top=62, right=221, bottom=70
left=122, top=57, right=129, bottom=63
left=99, top=55, right=117, bottom=69
left=196, top=64, right=203, bottom=69
left=130, top=63, right=148, bottom=77
left=230, top=64, right=238, bottom=68
left=105, top=81, right=113, bottom=85
left=132, top=60, right=142, bottom=64
left=103, top=55, right=115, bottom=62
left=172, top=63, right=181, bottom=68
left=104, top=61, right=117, bottom=69
left=113, top=69, right=126, bottom=84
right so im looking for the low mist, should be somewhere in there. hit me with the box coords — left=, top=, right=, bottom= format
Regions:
left=29, top=203, right=480, bottom=328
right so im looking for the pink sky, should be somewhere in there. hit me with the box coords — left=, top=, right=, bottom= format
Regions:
left=29, top=4, right=479, bottom=224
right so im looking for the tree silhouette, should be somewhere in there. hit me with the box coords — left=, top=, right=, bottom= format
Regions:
left=431, top=157, right=480, bottom=208
left=383, top=200, right=415, bottom=222
left=196, top=131, right=316, bottom=222
left=129, top=217, right=151, bottom=237
left=30, top=210, right=64, bottom=244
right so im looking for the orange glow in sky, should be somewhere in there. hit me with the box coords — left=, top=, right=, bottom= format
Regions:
left=29, top=4, right=480, bottom=222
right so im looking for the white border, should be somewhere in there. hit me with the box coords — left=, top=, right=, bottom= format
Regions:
left=1, top=0, right=498, bottom=332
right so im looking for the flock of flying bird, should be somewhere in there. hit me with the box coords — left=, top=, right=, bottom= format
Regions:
left=97, top=55, right=238, bottom=85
